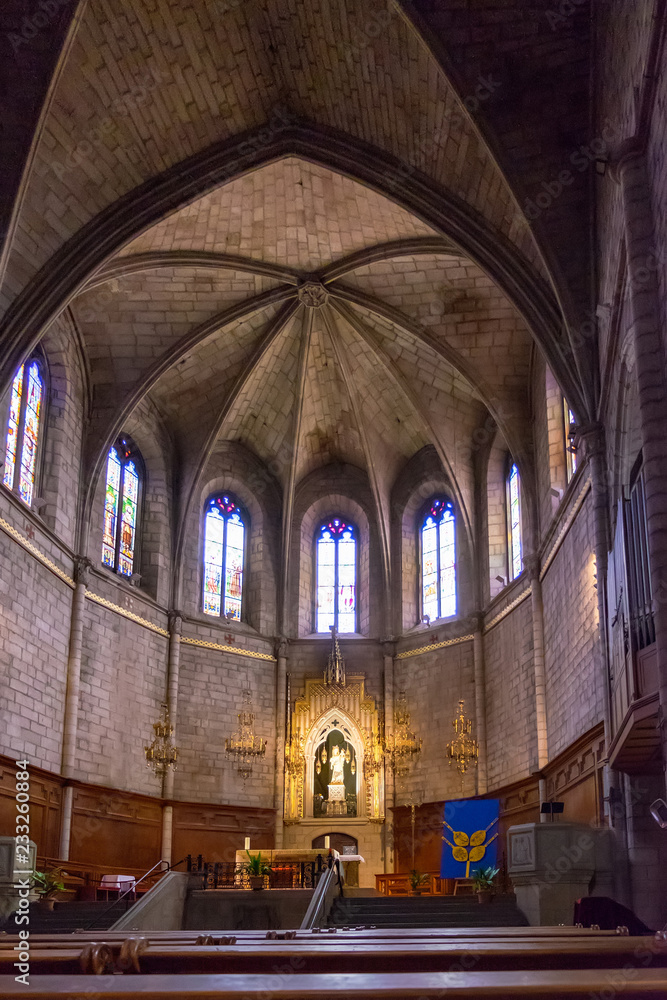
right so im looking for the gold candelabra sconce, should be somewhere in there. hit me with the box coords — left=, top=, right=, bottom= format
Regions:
left=144, top=703, right=179, bottom=775
left=446, top=699, right=478, bottom=787
left=363, top=727, right=385, bottom=776
left=384, top=691, right=422, bottom=777
left=285, top=727, right=306, bottom=776
left=225, top=689, right=267, bottom=782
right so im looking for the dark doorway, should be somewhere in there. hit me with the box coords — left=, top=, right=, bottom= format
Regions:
left=312, top=832, right=358, bottom=855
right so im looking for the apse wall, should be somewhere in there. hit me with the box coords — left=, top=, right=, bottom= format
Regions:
left=542, top=491, right=602, bottom=758
left=175, top=638, right=276, bottom=809
left=75, top=575, right=169, bottom=796
left=0, top=494, right=73, bottom=772
left=393, top=637, right=476, bottom=804
left=483, top=591, right=536, bottom=788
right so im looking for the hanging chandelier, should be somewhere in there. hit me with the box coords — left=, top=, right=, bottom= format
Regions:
left=144, top=703, right=179, bottom=775
left=225, top=689, right=267, bottom=781
left=285, top=726, right=305, bottom=775
left=384, top=691, right=422, bottom=777
left=446, top=699, right=478, bottom=777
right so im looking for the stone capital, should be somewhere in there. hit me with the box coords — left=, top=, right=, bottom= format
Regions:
left=576, top=420, right=605, bottom=460
left=608, top=135, right=644, bottom=185
left=523, top=553, right=541, bottom=580
left=168, top=611, right=183, bottom=635
left=74, top=556, right=92, bottom=587
left=466, top=611, right=484, bottom=634
left=381, top=636, right=395, bottom=658
left=275, top=635, right=289, bottom=660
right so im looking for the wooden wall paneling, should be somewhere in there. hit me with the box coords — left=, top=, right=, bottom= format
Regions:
left=0, top=757, right=63, bottom=856
left=171, top=804, right=275, bottom=863
left=70, top=785, right=162, bottom=870
left=545, top=723, right=605, bottom=825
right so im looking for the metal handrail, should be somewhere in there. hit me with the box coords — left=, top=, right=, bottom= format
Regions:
left=300, top=857, right=342, bottom=929
left=81, top=857, right=178, bottom=931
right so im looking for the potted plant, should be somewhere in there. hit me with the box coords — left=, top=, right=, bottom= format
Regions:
left=471, top=865, right=499, bottom=904
left=408, top=869, right=430, bottom=895
left=242, top=851, right=272, bottom=890
left=32, top=868, right=66, bottom=910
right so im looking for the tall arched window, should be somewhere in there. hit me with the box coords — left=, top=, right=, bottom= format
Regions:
left=3, top=358, right=45, bottom=507
left=203, top=494, right=246, bottom=620
left=563, top=400, right=578, bottom=482
left=507, top=462, right=523, bottom=580
left=102, top=438, right=142, bottom=577
left=316, top=518, right=357, bottom=633
left=420, top=497, right=456, bottom=621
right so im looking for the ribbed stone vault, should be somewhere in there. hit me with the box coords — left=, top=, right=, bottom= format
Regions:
left=46, top=155, right=536, bottom=569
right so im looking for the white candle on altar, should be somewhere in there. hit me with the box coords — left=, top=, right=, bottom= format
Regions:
left=244, top=836, right=250, bottom=850
left=324, top=836, right=330, bottom=849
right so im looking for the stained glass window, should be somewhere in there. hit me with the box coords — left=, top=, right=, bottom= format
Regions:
left=507, top=463, right=523, bottom=580
left=203, top=495, right=246, bottom=620
left=564, top=400, right=577, bottom=481
left=421, top=498, right=456, bottom=621
left=316, top=518, right=357, bottom=633
left=3, top=360, right=44, bottom=508
left=102, top=439, right=141, bottom=577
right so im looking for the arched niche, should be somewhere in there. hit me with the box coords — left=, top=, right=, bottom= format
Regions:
left=391, top=446, right=473, bottom=634
left=305, top=707, right=364, bottom=820
left=291, top=464, right=381, bottom=638
left=284, top=675, right=384, bottom=824
left=86, top=396, right=173, bottom=605
left=179, top=441, right=281, bottom=634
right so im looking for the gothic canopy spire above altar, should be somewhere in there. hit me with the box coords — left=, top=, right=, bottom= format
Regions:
left=324, top=626, right=346, bottom=687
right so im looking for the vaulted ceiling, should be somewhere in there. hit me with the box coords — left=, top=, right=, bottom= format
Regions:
left=0, top=0, right=595, bottom=556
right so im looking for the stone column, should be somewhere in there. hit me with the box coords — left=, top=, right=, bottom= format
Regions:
left=382, top=638, right=395, bottom=872
left=471, top=614, right=488, bottom=794
left=273, top=637, right=288, bottom=849
left=525, top=555, right=549, bottom=773
left=161, top=611, right=182, bottom=866
left=616, top=142, right=667, bottom=791
left=577, top=424, right=614, bottom=822
left=59, top=557, right=90, bottom=860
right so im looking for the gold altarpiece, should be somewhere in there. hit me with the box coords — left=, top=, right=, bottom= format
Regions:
left=284, top=675, right=385, bottom=824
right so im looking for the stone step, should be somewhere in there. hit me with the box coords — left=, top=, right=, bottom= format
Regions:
left=328, top=894, right=528, bottom=929
left=3, top=900, right=135, bottom=935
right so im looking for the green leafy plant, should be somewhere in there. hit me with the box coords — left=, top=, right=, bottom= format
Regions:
left=470, top=865, right=499, bottom=892
left=408, top=869, right=429, bottom=891
left=242, top=851, right=273, bottom=877
left=32, top=868, right=66, bottom=899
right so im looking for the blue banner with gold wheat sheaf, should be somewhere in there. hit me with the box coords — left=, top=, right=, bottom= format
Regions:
left=441, top=799, right=500, bottom=879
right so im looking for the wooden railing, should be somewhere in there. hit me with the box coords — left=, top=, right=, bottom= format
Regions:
left=375, top=872, right=461, bottom=895
left=186, top=854, right=327, bottom=890
left=36, top=856, right=170, bottom=899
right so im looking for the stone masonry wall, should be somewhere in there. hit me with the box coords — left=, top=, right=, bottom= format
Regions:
left=175, top=642, right=275, bottom=809
left=76, top=576, right=169, bottom=795
left=0, top=495, right=73, bottom=771
left=542, top=491, right=602, bottom=759
left=483, top=594, right=536, bottom=788
left=394, top=639, right=476, bottom=804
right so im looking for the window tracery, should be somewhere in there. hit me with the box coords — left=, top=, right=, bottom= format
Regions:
left=3, top=358, right=45, bottom=508
left=507, top=463, right=523, bottom=580
left=420, top=497, right=456, bottom=621
left=316, top=518, right=357, bottom=633
left=102, top=438, right=142, bottom=577
left=203, top=494, right=246, bottom=620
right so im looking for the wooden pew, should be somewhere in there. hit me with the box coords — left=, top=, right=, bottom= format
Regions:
left=2, top=969, right=667, bottom=998
left=1, top=931, right=666, bottom=977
